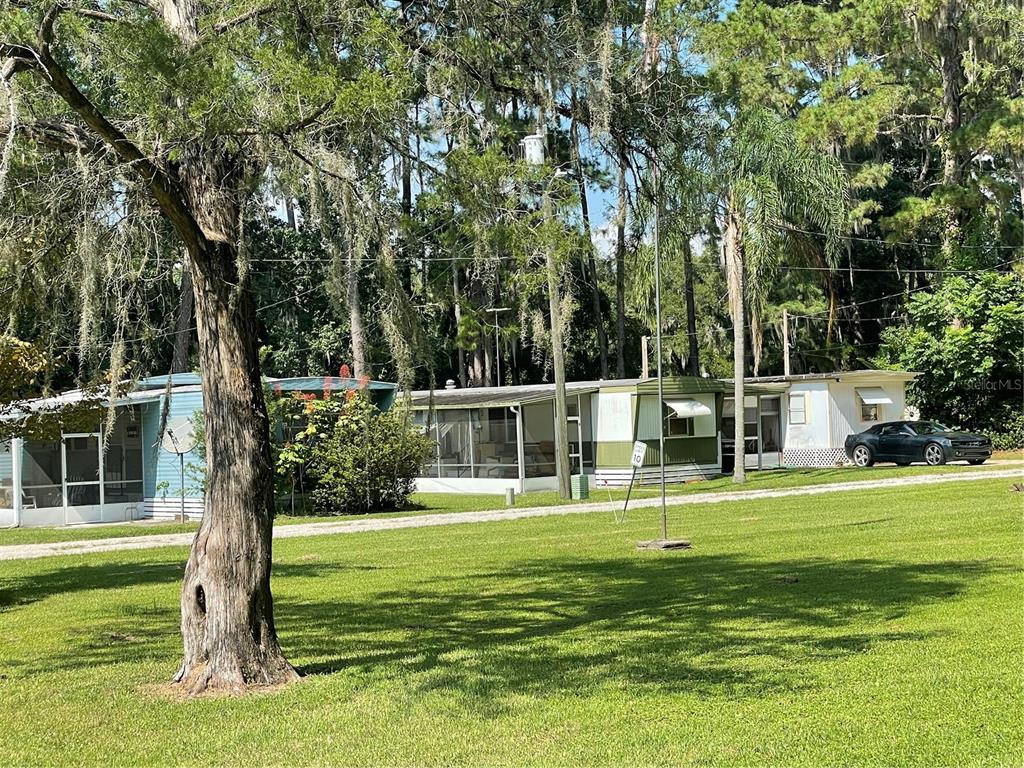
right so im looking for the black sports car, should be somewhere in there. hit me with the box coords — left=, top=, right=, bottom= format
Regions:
left=844, top=421, right=992, bottom=467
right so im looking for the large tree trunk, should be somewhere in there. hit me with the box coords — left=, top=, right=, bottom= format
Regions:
left=10, top=0, right=297, bottom=698
left=681, top=236, right=699, bottom=374
left=173, top=149, right=298, bottom=695
left=725, top=197, right=746, bottom=484
left=614, top=149, right=628, bottom=379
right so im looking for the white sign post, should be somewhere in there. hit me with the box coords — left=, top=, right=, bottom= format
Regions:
left=616, top=441, right=647, bottom=523
left=630, top=440, right=647, bottom=468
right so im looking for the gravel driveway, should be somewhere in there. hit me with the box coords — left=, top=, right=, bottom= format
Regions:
left=1, top=467, right=1020, bottom=561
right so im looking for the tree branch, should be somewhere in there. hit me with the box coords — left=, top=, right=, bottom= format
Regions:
left=24, top=5, right=209, bottom=256
left=0, top=119, right=107, bottom=156
left=1, top=44, right=39, bottom=82
left=211, top=4, right=274, bottom=34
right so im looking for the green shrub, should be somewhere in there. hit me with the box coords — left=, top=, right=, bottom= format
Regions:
left=989, top=409, right=1024, bottom=451
left=276, top=391, right=431, bottom=515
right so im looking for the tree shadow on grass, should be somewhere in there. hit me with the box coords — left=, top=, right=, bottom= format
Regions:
left=0, top=552, right=1000, bottom=700
left=0, top=559, right=388, bottom=676
left=283, top=554, right=998, bottom=700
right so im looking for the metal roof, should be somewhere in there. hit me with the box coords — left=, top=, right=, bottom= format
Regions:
left=5, top=375, right=397, bottom=419
left=407, top=381, right=602, bottom=409
left=408, top=376, right=732, bottom=409
left=741, top=369, right=919, bottom=384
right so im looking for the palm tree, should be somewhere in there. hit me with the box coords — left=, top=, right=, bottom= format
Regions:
left=720, top=109, right=849, bottom=483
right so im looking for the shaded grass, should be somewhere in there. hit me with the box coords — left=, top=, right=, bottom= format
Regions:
left=0, top=478, right=1021, bottom=766
left=2, top=461, right=1017, bottom=546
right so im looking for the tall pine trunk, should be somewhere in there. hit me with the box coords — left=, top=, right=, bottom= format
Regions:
left=682, top=236, right=699, bottom=374
left=937, top=0, right=964, bottom=261
left=570, top=104, right=608, bottom=379
left=614, top=149, right=628, bottom=379
left=725, top=197, right=746, bottom=483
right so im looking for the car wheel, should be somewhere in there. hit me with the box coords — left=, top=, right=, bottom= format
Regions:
left=852, top=444, right=874, bottom=467
left=968, top=459, right=987, bottom=465
left=924, top=442, right=946, bottom=466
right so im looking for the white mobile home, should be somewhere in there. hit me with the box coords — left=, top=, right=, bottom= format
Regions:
left=738, top=370, right=918, bottom=467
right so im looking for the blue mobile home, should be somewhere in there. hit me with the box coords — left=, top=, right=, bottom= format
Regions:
left=0, top=374, right=396, bottom=527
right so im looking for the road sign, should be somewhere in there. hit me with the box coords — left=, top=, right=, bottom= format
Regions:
left=630, top=440, right=647, bottom=469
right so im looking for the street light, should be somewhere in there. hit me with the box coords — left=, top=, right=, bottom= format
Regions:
left=488, top=307, right=511, bottom=386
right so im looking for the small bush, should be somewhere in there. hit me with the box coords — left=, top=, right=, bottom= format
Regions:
left=276, top=391, right=431, bottom=515
left=989, top=409, right=1024, bottom=451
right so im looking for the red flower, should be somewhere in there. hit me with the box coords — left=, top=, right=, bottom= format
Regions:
left=358, top=374, right=370, bottom=390
left=340, top=364, right=351, bottom=379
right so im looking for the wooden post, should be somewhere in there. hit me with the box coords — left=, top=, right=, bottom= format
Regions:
left=641, top=336, right=650, bottom=379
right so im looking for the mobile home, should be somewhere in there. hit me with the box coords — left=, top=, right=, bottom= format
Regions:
left=0, top=373, right=396, bottom=527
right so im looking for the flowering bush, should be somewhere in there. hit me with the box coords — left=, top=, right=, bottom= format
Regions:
left=272, top=389, right=431, bottom=515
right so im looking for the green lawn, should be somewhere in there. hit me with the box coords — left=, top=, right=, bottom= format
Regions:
left=0, top=477, right=1020, bottom=765
left=1, top=461, right=1018, bottom=546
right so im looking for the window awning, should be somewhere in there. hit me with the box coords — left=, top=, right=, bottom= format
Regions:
left=856, top=387, right=893, bottom=405
left=664, top=399, right=712, bottom=418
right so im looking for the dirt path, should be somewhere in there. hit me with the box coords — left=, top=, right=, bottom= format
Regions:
left=2, top=467, right=1020, bottom=562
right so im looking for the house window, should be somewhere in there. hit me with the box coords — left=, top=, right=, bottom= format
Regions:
left=789, top=393, right=807, bottom=425
left=666, top=416, right=694, bottom=437
left=855, top=387, right=891, bottom=423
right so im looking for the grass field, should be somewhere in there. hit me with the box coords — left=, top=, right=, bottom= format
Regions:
left=0, top=476, right=1021, bottom=765
left=1, top=461, right=1018, bottom=546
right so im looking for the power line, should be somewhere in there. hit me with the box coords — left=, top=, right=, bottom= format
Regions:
left=775, top=223, right=1023, bottom=251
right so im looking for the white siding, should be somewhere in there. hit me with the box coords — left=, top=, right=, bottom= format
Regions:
left=593, top=392, right=634, bottom=441
left=783, top=381, right=831, bottom=450
left=828, top=380, right=908, bottom=449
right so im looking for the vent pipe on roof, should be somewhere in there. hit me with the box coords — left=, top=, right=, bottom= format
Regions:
left=444, top=379, right=457, bottom=390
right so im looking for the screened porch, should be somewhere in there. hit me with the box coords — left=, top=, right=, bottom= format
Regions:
left=411, top=390, right=595, bottom=493
left=0, top=406, right=145, bottom=527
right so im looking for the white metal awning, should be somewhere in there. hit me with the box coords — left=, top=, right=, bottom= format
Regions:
left=664, top=399, right=712, bottom=418
left=856, top=387, right=893, bottom=405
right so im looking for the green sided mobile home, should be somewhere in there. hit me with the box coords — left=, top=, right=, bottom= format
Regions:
left=408, top=376, right=745, bottom=494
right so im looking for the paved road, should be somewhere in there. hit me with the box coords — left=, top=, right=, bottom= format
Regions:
left=2, top=467, right=1020, bottom=562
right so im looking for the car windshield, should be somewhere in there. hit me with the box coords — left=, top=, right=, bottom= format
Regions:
left=909, top=421, right=950, bottom=435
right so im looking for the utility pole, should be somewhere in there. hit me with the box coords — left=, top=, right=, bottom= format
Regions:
left=782, top=308, right=791, bottom=377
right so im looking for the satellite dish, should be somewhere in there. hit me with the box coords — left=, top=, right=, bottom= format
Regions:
left=162, top=417, right=198, bottom=454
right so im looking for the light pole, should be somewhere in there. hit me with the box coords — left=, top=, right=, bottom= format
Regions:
left=488, top=307, right=511, bottom=386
